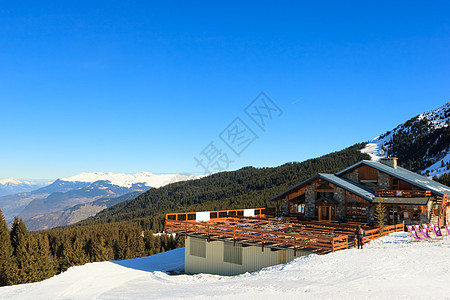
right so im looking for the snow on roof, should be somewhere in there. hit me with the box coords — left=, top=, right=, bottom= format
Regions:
left=2, top=232, right=450, bottom=299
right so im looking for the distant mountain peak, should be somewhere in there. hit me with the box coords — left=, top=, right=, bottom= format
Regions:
left=0, top=177, right=22, bottom=185
left=60, top=171, right=201, bottom=188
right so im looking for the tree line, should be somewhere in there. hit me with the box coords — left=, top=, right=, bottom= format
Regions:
left=0, top=209, right=183, bottom=286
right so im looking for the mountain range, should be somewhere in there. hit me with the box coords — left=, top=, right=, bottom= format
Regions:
left=0, top=172, right=202, bottom=230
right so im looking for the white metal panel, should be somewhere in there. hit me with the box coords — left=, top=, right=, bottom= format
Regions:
left=196, top=211, right=210, bottom=222
left=243, top=209, right=255, bottom=217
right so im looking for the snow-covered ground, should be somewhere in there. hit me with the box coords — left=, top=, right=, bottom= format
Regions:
left=1, top=232, right=450, bottom=299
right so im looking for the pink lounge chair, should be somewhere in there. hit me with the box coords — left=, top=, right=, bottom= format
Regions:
left=430, top=224, right=444, bottom=239
left=422, top=224, right=429, bottom=232
left=414, top=224, right=422, bottom=235
left=407, top=225, right=421, bottom=242
left=446, top=226, right=450, bottom=236
left=421, top=228, right=433, bottom=240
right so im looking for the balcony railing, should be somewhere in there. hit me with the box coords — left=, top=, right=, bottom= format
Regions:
left=375, top=190, right=431, bottom=197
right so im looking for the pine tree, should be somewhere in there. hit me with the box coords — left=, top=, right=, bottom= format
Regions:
left=0, top=210, right=15, bottom=286
left=93, top=236, right=110, bottom=262
left=374, top=202, right=387, bottom=233
left=34, top=234, right=55, bottom=280
left=10, top=217, right=38, bottom=284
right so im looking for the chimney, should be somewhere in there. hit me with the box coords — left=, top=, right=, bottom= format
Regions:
left=380, top=157, right=398, bottom=168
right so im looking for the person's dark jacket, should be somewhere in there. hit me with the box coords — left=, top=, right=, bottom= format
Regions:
left=355, top=227, right=365, bottom=238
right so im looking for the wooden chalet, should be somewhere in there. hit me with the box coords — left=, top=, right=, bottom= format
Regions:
left=271, top=158, right=450, bottom=227
left=164, top=158, right=449, bottom=275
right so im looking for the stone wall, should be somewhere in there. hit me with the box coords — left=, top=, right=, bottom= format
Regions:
left=342, top=169, right=358, bottom=183
left=305, top=184, right=316, bottom=218
left=366, top=205, right=375, bottom=223
left=281, top=198, right=289, bottom=216
left=378, top=172, right=390, bottom=189
left=333, top=187, right=346, bottom=220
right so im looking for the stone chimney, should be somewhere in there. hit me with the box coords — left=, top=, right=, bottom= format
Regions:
left=380, top=157, right=398, bottom=168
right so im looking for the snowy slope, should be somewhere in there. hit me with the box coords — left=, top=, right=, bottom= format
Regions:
left=1, top=232, right=449, bottom=299
left=61, top=171, right=202, bottom=188
left=360, top=102, right=450, bottom=177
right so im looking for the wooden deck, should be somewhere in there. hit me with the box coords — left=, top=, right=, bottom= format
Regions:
left=165, top=210, right=404, bottom=254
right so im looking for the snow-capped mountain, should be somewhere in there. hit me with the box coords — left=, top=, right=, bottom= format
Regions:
left=0, top=178, right=50, bottom=197
left=61, top=171, right=200, bottom=188
left=361, top=102, right=450, bottom=177
left=0, top=171, right=204, bottom=229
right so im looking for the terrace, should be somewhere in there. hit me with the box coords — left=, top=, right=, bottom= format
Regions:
left=165, top=208, right=404, bottom=254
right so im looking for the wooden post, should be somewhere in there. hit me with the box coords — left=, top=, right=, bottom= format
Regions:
left=329, top=206, right=331, bottom=222
left=318, top=207, right=322, bottom=221
left=294, top=236, right=296, bottom=256
left=261, top=232, right=264, bottom=252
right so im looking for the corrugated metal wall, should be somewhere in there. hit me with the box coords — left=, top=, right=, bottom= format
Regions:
left=185, top=236, right=310, bottom=276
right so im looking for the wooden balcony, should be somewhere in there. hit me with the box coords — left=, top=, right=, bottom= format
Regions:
left=375, top=190, right=431, bottom=198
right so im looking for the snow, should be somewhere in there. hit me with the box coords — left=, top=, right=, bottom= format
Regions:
left=423, top=151, right=450, bottom=178
left=417, top=102, right=450, bottom=129
left=0, top=178, right=52, bottom=186
left=61, top=171, right=204, bottom=188
left=2, top=232, right=450, bottom=299
left=360, top=136, right=388, bottom=162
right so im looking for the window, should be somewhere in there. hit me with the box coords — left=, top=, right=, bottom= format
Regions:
left=290, top=203, right=305, bottom=214
left=223, top=242, right=242, bottom=265
left=392, top=178, right=399, bottom=190
left=190, top=237, right=206, bottom=258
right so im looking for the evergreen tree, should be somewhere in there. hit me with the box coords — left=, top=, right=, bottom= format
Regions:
left=92, top=236, right=110, bottom=262
left=374, top=202, right=387, bottom=233
left=10, top=217, right=39, bottom=284
left=0, top=209, right=15, bottom=286
left=34, top=234, right=55, bottom=280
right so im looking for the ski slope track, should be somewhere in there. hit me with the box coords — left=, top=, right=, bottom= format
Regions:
left=1, top=232, right=449, bottom=299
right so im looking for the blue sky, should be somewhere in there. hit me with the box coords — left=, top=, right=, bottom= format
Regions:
left=1, top=1, right=449, bottom=179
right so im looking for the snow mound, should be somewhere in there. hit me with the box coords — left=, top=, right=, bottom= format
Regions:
left=2, top=232, right=450, bottom=299
left=61, top=171, right=203, bottom=188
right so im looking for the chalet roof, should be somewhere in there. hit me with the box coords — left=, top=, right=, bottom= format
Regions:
left=319, top=174, right=375, bottom=201
left=373, top=197, right=431, bottom=205
left=336, top=160, right=450, bottom=197
left=271, top=173, right=375, bottom=202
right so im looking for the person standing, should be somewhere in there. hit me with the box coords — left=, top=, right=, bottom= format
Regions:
left=355, top=225, right=365, bottom=249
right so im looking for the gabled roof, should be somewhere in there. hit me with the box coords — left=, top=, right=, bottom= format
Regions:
left=318, top=174, right=375, bottom=201
left=337, top=160, right=450, bottom=197
left=271, top=173, right=375, bottom=202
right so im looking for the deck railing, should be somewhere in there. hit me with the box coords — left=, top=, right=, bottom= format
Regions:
left=375, top=190, right=431, bottom=197
left=165, top=209, right=404, bottom=254
left=165, top=208, right=267, bottom=222
left=165, top=218, right=349, bottom=253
